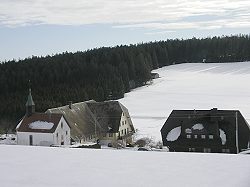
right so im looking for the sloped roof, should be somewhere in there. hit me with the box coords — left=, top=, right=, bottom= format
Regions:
left=86, top=101, right=135, bottom=133
left=16, top=113, right=63, bottom=133
left=46, top=100, right=134, bottom=140
left=161, top=108, right=250, bottom=147
left=86, top=101, right=122, bottom=133
left=46, top=101, right=98, bottom=140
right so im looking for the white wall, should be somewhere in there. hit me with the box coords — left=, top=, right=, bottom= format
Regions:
left=54, top=117, right=71, bottom=146
left=17, top=132, right=54, bottom=146
left=118, top=112, right=132, bottom=138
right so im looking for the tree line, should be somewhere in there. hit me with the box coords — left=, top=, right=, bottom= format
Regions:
left=1, top=34, right=250, bottom=132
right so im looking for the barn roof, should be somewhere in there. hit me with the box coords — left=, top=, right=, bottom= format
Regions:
left=161, top=108, right=248, bottom=132
left=46, top=101, right=97, bottom=140
left=16, top=113, right=63, bottom=133
left=86, top=101, right=123, bottom=133
left=161, top=108, right=250, bottom=145
left=46, top=100, right=134, bottom=140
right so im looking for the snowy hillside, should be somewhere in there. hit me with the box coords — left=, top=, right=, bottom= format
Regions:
left=119, top=62, right=250, bottom=141
left=0, top=145, right=249, bottom=187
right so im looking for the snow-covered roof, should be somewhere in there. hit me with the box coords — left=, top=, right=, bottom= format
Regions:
left=192, top=123, right=204, bottom=130
left=16, top=113, right=63, bottom=133
left=166, top=126, right=181, bottom=141
left=219, top=129, right=227, bottom=145
left=29, top=121, right=54, bottom=130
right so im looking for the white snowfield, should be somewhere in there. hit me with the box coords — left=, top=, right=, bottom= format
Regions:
left=119, top=62, right=250, bottom=141
left=0, top=145, right=249, bottom=187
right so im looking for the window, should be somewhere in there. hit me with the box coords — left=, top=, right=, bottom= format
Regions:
left=189, top=148, right=195, bottom=152
left=125, top=129, right=127, bottom=135
left=56, top=133, right=58, bottom=137
left=208, top=135, right=214, bottom=139
left=121, top=130, right=123, bottom=135
left=187, top=135, right=191, bottom=139
left=109, top=133, right=113, bottom=137
left=66, top=131, right=68, bottom=136
left=204, top=148, right=211, bottom=153
left=125, top=121, right=127, bottom=124
left=201, top=135, right=206, bottom=139
left=222, top=149, right=230, bottom=153
left=185, top=128, right=192, bottom=134
left=61, top=122, right=63, bottom=129
left=127, top=128, right=129, bottom=133
left=122, top=121, right=124, bottom=125
left=194, top=135, right=198, bottom=139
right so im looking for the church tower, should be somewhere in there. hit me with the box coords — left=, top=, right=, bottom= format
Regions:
left=26, top=88, right=35, bottom=117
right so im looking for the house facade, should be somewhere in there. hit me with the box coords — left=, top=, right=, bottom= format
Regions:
left=86, top=101, right=134, bottom=146
left=161, top=108, right=250, bottom=153
left=16, top=89, right=71, bottom=146
left=46, top=100, right=135, bottom=146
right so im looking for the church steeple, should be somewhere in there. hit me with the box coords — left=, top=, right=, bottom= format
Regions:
left=26, top=87, right=35, bottom=117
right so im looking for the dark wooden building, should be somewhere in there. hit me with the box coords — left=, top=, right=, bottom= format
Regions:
left=161, top=108, right=250, bottom=154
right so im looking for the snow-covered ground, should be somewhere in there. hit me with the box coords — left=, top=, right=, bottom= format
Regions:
left=1, top=62, right=250, bottom=187
left=0, top=134, right=16, bottom=145
left=0, top=145, right=249, bottom=187
left=119, top=62, right=250, bottom=141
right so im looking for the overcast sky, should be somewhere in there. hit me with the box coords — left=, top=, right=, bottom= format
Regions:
left=1, top=0, right=250, bottom=61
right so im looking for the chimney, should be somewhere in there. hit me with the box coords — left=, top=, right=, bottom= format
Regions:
left=211, top=108, right=218, bottom=113
left=69, top=101, right=72, bottom=109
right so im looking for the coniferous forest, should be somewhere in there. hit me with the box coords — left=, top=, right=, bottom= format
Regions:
left=1, top=35, right=250, bottom=131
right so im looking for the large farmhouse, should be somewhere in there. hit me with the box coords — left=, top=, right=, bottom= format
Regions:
left=16, top=89, right=71, bottom=146
left=161, top=108, right=250, bottom=153
left=46, top=100, right=135, bottom=146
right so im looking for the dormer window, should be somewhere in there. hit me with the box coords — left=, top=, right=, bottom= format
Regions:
left=209, top=135, right=214, bottom=139
left=185, top=128, right=192, bottom=134
left=201, top=135, right=206, bottom=139
left=194, top=135, right=198, bottom=139
left=187, top=135, right=191, bottom=139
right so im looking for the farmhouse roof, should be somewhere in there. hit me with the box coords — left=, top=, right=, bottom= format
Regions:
left=46, top=101, right=98, bottom=140
left=86, top=101, right=134, bottom=133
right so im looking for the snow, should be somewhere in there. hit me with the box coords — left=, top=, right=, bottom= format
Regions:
left=166, top=126, right=181, bottom=141
left=119, top=62, right=250, bottom=141
left=0, top=145, right=249, bottom=187
left=192, top=123, right=204, bottom=130
left=29, top=121, right=54, bottom=130
left=219, top=129, right=227, bottom=145
left=0, top=134, right=16, bottom=145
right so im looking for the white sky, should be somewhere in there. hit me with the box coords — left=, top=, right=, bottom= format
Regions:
left=1, top=0, right=250, bottom=61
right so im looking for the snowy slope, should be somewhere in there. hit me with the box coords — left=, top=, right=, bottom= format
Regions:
left=119, top=62, right=250, bottom=141
left=0, top=145, right=249, bottom=187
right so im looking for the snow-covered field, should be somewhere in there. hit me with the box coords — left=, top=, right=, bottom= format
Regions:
left=119, top=62, right=250, bottom=141
left=0, top=145, right=249, bottom=187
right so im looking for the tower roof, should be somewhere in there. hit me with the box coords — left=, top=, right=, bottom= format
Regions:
left=26, top=88, right=35, bottom=106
